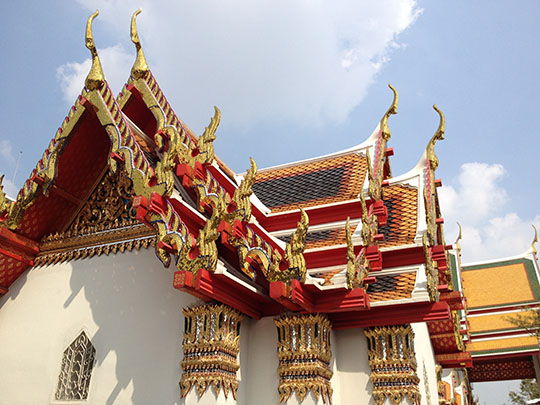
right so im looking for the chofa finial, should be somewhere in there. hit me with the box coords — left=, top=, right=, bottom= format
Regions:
left=380, top=83, right=399, bottom=141
left=532, top=225, right=538, bottom=255
left=426, top=104, right=445, bottom=171
left=84, top=10, right=105, bottom=91
left=455, top=222, right=463, bottom=252
left=130, top=9, right=150, bottom=79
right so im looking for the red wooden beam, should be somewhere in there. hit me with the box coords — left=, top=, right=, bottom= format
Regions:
left=256, top=200, right=364, bottom=232
left=269, top=280, right=370, bottom=314
left=330, top=300, right=451, bottom=329
left=174, top=269, right=280, bottom=319
left=0, top=228, right=39, bottom=255
left=0, top=248, right=34, bottom=267
left=436, top=351, right=473, bottom=368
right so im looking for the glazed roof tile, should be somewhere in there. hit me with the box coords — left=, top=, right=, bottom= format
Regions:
left=366, top=272, right=416, bottom=302
left=462, top=258, right=540, bottom=309
left=253, top=153, right=367, bottom=212
left=379, top=184, right=417, bottom=248
left=278, top=227, right=349, bottom=250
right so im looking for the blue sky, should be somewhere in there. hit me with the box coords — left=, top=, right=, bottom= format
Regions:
left=0, top=2, right=538, bottom=401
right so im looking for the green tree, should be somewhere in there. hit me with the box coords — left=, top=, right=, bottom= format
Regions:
left=508, top=379, right=540, bottom=404
left=506, top=308, right=540, bottom=343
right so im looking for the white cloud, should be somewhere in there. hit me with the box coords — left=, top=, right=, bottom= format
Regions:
left=0, top=140, right=15, bottom=165
left=71, top=0, right=421, bottom=130
left=439, top=163, right=539, bottom=263
left=56, top=45, right=133, bottom=104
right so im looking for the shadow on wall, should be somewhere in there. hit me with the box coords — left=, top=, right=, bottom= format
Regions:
left=64, top=249, right=198, bottom=404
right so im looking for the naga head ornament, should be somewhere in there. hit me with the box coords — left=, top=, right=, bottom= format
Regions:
left=84, top=10, right=105, bottom=91
left=130, top=9, right=150, bottom=79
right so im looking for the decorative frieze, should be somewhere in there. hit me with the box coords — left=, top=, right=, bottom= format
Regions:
left=364, top=325, right=420, bottom=405
left=274, top=314, right=333, bottom=404
left=180, top=304, right=243, bottom=400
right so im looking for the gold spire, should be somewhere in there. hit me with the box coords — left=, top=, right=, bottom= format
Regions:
left=380, top=83, right=398, bottom=141
left=85, top=10, right=105, bottom=91
left=532, top=224, right=538, bottom=255
left=130, top=9, right=150, bottom=79
left=455, top=222, right=463, bottom=252
left=426, top=104, right=445, bottom=171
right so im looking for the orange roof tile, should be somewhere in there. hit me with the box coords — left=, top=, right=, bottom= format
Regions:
left=462, top=259, right=540, bottom=309
left=367, top=272, right=416, bottom=302
left=253, top=153, right=367, bottom=213
left=379, top=184, right=417, bottom=248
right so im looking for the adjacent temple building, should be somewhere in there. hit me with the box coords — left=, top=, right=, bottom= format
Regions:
left=0, top=10, right=539, bottom=405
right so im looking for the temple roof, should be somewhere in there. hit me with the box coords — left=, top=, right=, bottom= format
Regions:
left=462, top=250, right=540, bottom=360
left=0, top=11, right=469, bottom=349
left=253, top=152, right=367, bottom=213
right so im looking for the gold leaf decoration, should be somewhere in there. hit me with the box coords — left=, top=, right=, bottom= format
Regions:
left=180, top=304, right=243, bottom=400
left=274, top=314, right=333, bottom=404
left=345, top=217, right=369, bottom=289
left=364, top=325, right=421, bottom=405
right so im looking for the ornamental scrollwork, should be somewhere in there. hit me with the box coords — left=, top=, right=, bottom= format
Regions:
left=268, top=209, right=309, bottom=283
left=360, top=191, right=378, bottom=247
left=423, top=233, right=440, bottom=301
left=274, top=314, right=333, bottom=404
left=180, top=304, right=243, bottom=400
left=345, top=217, right=369, bottom=289
left=365, top=325, right=421, bottom=405
left=366, top=83, right=398, bottom=201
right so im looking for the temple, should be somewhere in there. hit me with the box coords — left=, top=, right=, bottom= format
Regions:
left=0, top=10, right=537, bottom=405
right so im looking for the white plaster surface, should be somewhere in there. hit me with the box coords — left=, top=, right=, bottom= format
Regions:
left=0, top=248, right=199, bottom=405
left=239, top=316, right=280, bottom=405
left=333, top=327, right=374, bottom=405
left=0, top=245, right=445, bottom=405
left=411, top=322, right=439, bottom=405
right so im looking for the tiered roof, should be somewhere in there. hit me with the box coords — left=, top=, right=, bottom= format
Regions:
left=462, top=240, right=540, bottom=381
left=0, top=9, right=470, bottom=368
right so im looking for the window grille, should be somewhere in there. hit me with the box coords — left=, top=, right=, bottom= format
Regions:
left=55, top=331, right=96, bottom=400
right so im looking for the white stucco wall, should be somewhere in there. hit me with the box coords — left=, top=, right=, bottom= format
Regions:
left=333, top=327, right=374, bottom=405
left=0, top=248, right=199, bottom=405
left=412, top=322, right=439, bottom=405
left=0, top=245, right=443, bottom=405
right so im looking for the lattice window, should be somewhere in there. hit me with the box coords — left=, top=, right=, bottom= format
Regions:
left=55, top=331, right=96, bottom=401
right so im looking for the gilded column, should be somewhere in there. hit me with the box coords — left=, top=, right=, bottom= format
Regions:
left=180, top=304, right=243, bottom=404
left=274, top=314, right=333, bottom=404
left=364, top=325, right=421, bottom=405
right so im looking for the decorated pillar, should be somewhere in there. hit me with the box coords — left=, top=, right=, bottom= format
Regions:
left=274, top=314, right=333, bottom=404
left=364, top=325, right=421, bottom=405
left=180, top=304, right=243, bottom=404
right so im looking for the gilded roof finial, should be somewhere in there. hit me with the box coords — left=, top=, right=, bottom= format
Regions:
left=380, top=83, right=398, bottom=141
left=455, top=222, right=463, bottom=252
left=532, top=224, right=538, bottom=255
left=130, top=9, right=150, bottom=79
left=426, top=104, right=445, bottom=171
left=85, top=10, right=105, bottom=91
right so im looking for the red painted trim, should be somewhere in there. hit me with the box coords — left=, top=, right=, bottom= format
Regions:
left=330, top=300, right=451, bottom=329
left=436, top=352, right=473, bottom=368
left=0, top=228, right=39, bottom=255
left=257, top=200, right=364, bottom=232
left=470, top=329, right=539, bottom=340
left=472, top=353, right=538, bottom=362
left=468, top=302, right=540, bottom=315
left=174, top=269, right=280, bottom=319
left=0, top=248, right=33, bottom=267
